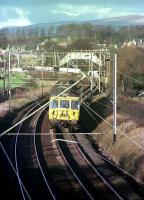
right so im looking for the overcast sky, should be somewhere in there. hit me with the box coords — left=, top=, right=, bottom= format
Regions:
left=0, top=0, right=144, bottom=28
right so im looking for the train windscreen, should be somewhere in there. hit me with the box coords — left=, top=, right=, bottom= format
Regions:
left=71, top=101, right=80, bottom=110
left=60, top=100, right=70, bottom=108
left=49, top=100, right=58, bottom=108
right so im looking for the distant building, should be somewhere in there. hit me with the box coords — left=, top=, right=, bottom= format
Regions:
left=122, top=39, right=144, bottom=48
left=137, top=39, right=144, bottom=48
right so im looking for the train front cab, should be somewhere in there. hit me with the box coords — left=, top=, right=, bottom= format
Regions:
left=49, top=96, right=80, bottom=128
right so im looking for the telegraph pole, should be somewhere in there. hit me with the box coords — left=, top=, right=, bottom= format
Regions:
left=41, top=53, right=44, bottom=96
left=113, top=54, right=117, bottom=143
left=90, top=53, right=93, bottom=92
left=8, top=51, right=11, bottom=111
left=3, top=54, right=6, bottom=94
left=98, top=52, right=101, bottom=94
left=90, top=52, right=93, bottom=102
left=17, top=51, right=20, bottom=68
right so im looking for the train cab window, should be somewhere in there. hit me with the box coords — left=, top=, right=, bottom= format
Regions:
left=49, top=100, right=58, bottom=108
left=60, top=100, right=69, bottom=108
left=71, top=101, right=80, bottom=110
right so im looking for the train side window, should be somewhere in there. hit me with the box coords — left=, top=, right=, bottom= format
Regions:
left=71, top=101, right=80, bottom=110
left=60, top=100, right=69, bottom=108
left=50, top=100, right=58, bottom=108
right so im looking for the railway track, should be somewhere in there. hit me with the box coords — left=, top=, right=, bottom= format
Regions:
left=74, top=133, right=144, bottom=200
left=55, top=125, right=144, bottom=200
left=0, top=97, right=50, bottom=199
left=14, top=100, right=42, bottom=200
left=38, top=114, right=95, bottom=200
left=1, top=95, right=144, bottom=200
left=55, top=126, right=124, bottom=200
left=14, top=97, right=57, bottom=200
left=12, top=98, right=96, bottom=200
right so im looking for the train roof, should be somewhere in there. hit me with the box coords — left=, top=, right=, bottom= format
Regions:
left=50, top=96, right=80, bottom=100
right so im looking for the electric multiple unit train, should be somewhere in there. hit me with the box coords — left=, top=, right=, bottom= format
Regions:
left=49, top=95, right=80, bottom=128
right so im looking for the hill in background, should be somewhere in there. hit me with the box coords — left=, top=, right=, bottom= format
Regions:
left=0, top=15, right=144, bottom=41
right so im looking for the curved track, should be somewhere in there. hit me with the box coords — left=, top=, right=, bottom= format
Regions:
left=74, top=133, right=144, bottom=200
left=14, top=97, right=56, bottom=200
left=56, top=126, right=144, bottom=200
left=1, top=96, right=144, bottom=200
left=14, top=98, right=45, bottom=200
left=55, top=126, right=124, bottom=200
left=54, top=128, right=95, bottom=200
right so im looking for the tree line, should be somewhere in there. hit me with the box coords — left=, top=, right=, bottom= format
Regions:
left=117, top=47, right=144, bottom=95
left=0, top=23, right=144, bottom=49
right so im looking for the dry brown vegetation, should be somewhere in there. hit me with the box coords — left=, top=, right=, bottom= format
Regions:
left=80, top=95, right=144, bottom=183
left=93, top=97, right=144, bottom=182
left=117, top=47, right=144, bottom=95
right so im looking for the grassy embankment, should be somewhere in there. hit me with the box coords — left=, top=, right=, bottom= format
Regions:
left=80, top=96, right=144, bottom=182
left=0, top=72, right=58, bottom=116
left=0, top=72, right=29, bottom=88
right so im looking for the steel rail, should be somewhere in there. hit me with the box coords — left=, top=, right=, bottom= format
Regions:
left=14, top=98, right=48, bottom=200
left=14, top=97, right=55, bottom=199
left=54, top=128, right=95, bottom=200
left=33, top=107, right=57, bottom=200
left=72, top=135, right=124, bottom=200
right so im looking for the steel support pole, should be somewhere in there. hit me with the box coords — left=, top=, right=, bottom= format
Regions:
left=41, top=53, right=44, bottom=96
left=90, top=53, right=93, bottom=102
left=90, top=53, right=93, bottom=91
left=113, top=54, right=117, bottom=143
left=18, top=52, right=20, bottom=68
left=8, top=51, right=11, bottom=112
left=99, top=52, right=101, bottom=94
left=3, top=54, right=6, bottom=94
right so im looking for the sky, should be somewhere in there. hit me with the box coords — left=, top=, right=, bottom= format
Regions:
left=0, top=0, right=144, bottom=28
